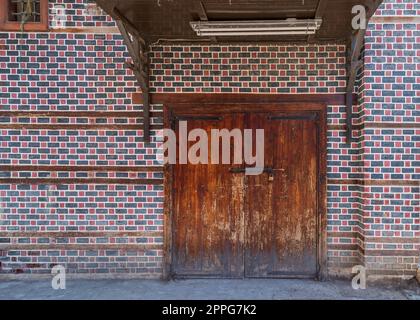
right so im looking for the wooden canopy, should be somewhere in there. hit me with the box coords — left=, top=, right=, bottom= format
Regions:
left=96, top=0, right=381, bottom=44
left=94, top=0, right=383, bottom=143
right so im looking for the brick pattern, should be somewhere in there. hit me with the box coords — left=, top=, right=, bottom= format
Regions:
left=0, top=183, right=164, bottom=274
left=0, top=13, right=163, bottom=275
left=49, top=0, right=116, bottom=28
left=327, top=121, right=362, bottom=180
left=362, top=23, right=418, bottom=124
left=150, top=45, right=347, bottom=94
left=0, top=184, right=163, bottom=231
left=361, top=128, right=418, bottom=181
left=362, top=185, right=419, bottom=273
left=0, top=171, right=162, bottom=179
left=358, top=0, right=420, bottom=275
left=1, top=249, right=162, bottom=275
left=362, top=186, right=418, bottom=238
left=0, top=0, right=418, bottom=277
left=0, top=33, right=136, bottom=112
left=376, top=0, right=420, bottom=16
left=327, top=100, right=364, bottom=269
left=0, top=129, right=162, bottom=167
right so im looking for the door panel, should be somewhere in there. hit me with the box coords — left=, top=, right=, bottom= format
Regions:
left=171, top=107, right=322, bottom=279
left=243, top=112, right=275, bottom=277
left=245, top=113, right=319, bottom=277
left=172, top=113, right=245, bottom=278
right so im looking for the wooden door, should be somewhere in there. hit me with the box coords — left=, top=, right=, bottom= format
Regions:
left=171, top=113, right=245, bottom=278
left=169, top=106, right=324, bottom=279
left=245, top=112, right=319, bottom=278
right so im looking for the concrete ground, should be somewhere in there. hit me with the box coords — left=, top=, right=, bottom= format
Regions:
left=0, top=278, right=418, bottom=300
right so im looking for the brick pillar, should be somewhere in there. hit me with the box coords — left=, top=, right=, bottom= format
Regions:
left=358, top=0, right=420, bottom=279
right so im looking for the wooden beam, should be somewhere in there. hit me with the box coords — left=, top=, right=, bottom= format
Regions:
left=0, top=230, right=163, bottom=238
left=0, top=111, right=162, bottom=118
left=142, top=90, right=151, bottom=143
left=0, top=124, right=162, bottom=131
left=0, top=178, right=163, bottom=185
left=111, top=7, right=146, bottom=47
left=132, top=93, right=358, bottom=106
left=0, top=166, right=163, bottom=172
left=345, top=1, right=384, bottom=143
left=346, top=29, right=365, bottom=144
left=93, top=3, right=152, bottom=143
left=0, top=244, right=163, bottom=251
left=344, top=33, right=364, bottom=143
left=0, top=231, right=163, bottom=238
left=308, top=0, right=327, bottom=43
left=196, top=1, right=209, bottom=21
left=114, top=12, right=151, bottom=143
left=115, top=20, right=140, bottom=65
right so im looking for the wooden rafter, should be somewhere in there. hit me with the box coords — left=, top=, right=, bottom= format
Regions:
left=345, top=29, right=365, bottom=143
left=113, top=7, right=151, bottom=143
left=345, top=0, right=383, bottom=143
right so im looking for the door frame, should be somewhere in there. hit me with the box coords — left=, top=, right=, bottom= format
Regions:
left=163, top=100, right=327, bottom=280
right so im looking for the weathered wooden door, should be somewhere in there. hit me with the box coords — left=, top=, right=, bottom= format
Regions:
left=244, top=112, right=319, bottom=278
left=170, top=107, right=323, bottom=279
left=171, top=113, right=245, bottom=278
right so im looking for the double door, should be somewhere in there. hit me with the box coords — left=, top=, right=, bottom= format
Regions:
left=170, top=105, right=325, bottom=278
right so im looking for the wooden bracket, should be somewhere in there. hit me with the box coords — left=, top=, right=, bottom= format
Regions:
left=113, top=7, right=151, bottom=142
left=345, top=0, right=383, bottom=144
left=345, top=29, right=365, bottom=144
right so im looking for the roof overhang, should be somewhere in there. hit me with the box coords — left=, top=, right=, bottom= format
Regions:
left=95, top=0, right=383, bottom=45
left=94, top=0, right=383, bottom=143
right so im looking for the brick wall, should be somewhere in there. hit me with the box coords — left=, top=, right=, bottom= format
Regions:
left=357, top=0, right=420, bottom=277
left=149, top=45, right=347, bottom=94
left=0, top=0, right=418, bottom=279
left=0, top=1, right=164, bottom=277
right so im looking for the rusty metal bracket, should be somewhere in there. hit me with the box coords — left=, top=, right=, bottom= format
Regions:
left=345, top=29, right=365, bottom=144
left=345, top=0, right=383, bottom=144
left=103, top=6, right=151, bottom=142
